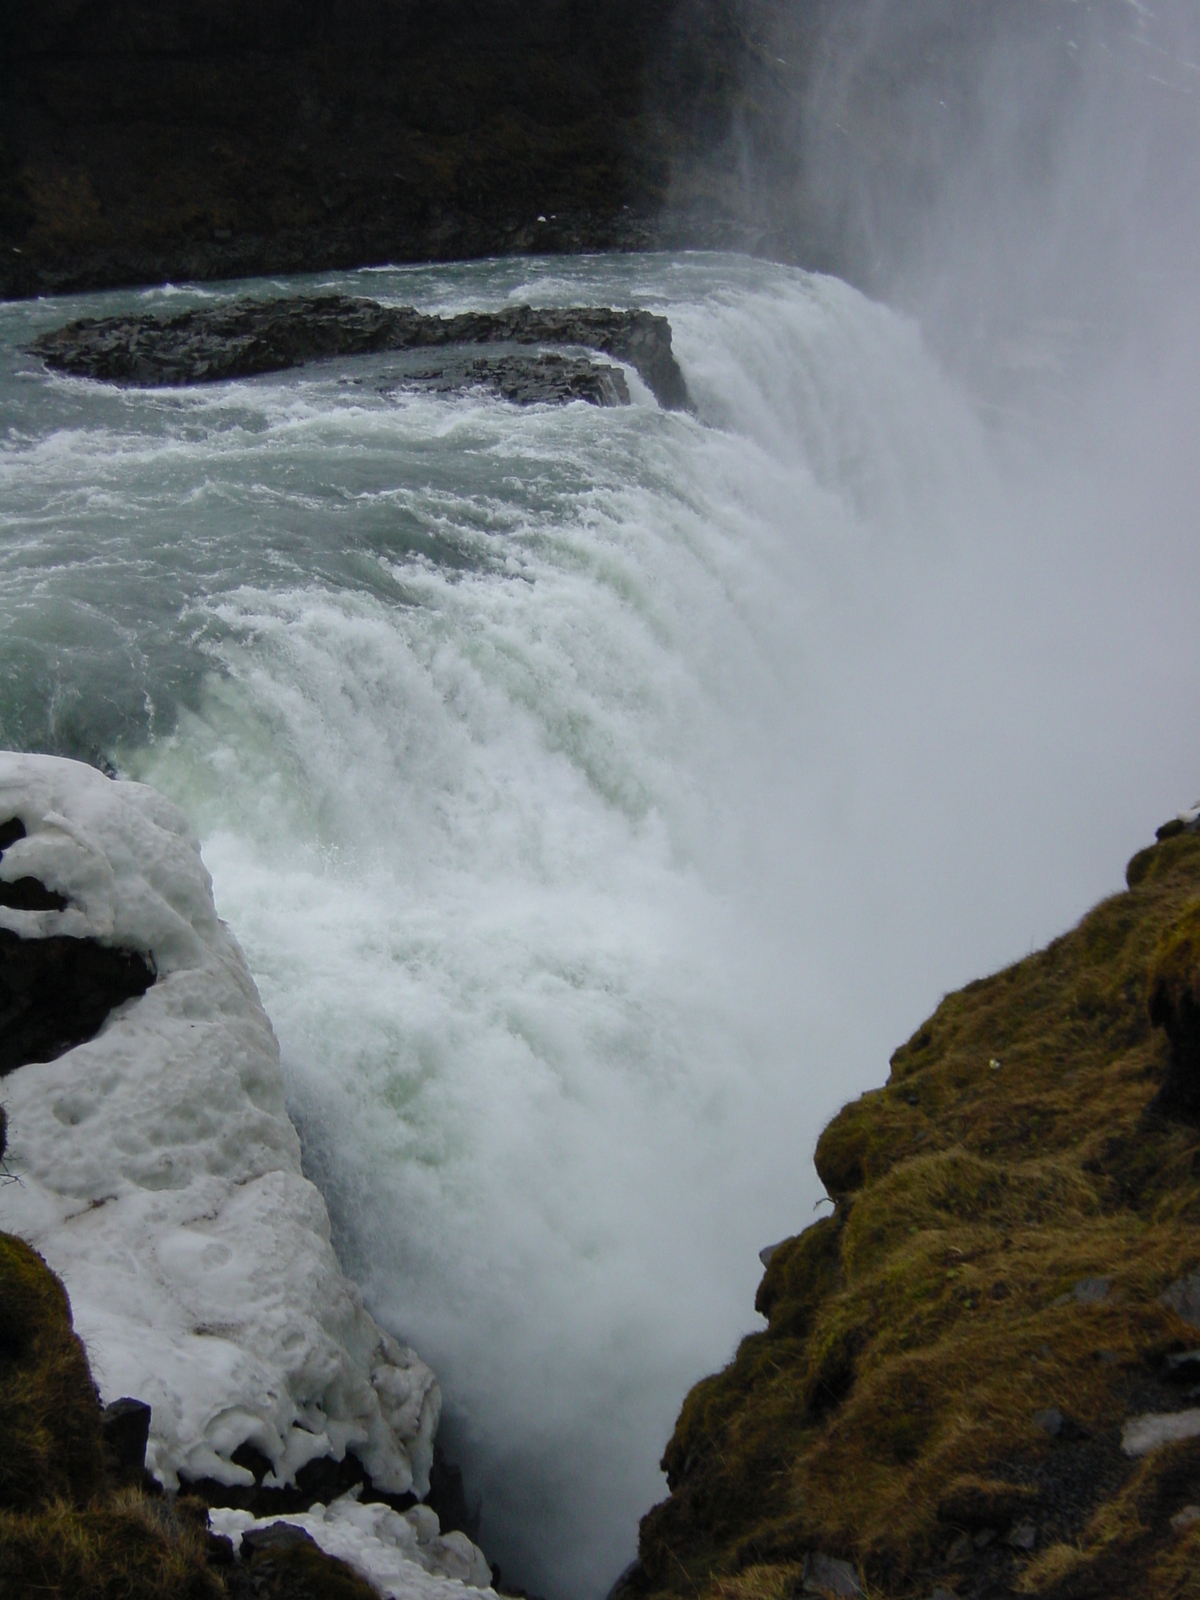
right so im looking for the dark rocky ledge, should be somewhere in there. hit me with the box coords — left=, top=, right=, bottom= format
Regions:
left=31, top=295, right=689, bottom=410
left=0, top=814, right=155, bottom=1075
left=387, top=350, right=631, bottom=408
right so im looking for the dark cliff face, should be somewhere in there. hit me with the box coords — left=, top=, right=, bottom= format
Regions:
left=0, top=0, right=781, bottom=297
left=2, top=0, right=1163, bottom=301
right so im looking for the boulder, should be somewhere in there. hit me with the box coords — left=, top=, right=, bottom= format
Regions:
left=799, top=1552, right=864, bottom=1598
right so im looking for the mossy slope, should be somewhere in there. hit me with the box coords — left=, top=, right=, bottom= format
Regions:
left=633, top=829, right=1200, bottom=1599
left=0, top=1223, right=375, bottom=1600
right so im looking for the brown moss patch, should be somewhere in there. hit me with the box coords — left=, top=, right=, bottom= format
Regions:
left=236, top=1538, right=382, bottom=1599
left=0, top=1232, right=105, bottom=1511
left=0, top=1493, right=222, bottom=1600
left=632, top=826, right=1200, bottom=1599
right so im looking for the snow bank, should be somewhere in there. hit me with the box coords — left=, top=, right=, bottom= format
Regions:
left=0, top=751, right=440, bottom=1497
left=211, top=1493, right=494, bottom=1594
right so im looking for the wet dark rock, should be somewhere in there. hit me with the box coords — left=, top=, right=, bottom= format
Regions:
left=1163, top=1349, right=1200, bottom=1384
left=101, top=1396, right=152, bottom=1476
left=426, top=1444, right=481, bottom=1541
left=1060, top=1276, right=1111, bottom=1307
left=388, top=350, right=630, bottom=407
left=240, top=1523, right=320, bottom=1557
left=31, top=295, right=689, bottom=410
left=186, top=1442, right=385, bottom=1517
left=224, top=1522, right=380, bottom=1600
left=1162, top=1267, right=1200, bottom=1328
left=0, top=818, right=63, bottom=908
left=1032, top=1407, right=1063, bottom=1438
left=799, top=1552, right=864, bottom=1598
left=0, top=819, right=27, bottom=853
left=206, top=1531, right=238, bottom=1567
left=1006, top=1518, right=1037, bottom=1551
left=0, top=930, right=155, bottom=1075
left=0, top=878, right=70, bottom=912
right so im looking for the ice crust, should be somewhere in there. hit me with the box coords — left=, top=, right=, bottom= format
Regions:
left=0, top=751, right=440, bottom=1497
left=211, top=1495, right=493, bottom=1593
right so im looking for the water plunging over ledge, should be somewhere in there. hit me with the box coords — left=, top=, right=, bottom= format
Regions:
left=2, top=251, right=1198, bottom=1599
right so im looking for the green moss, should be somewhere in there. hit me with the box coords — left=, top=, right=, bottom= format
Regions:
left=632, top=822, right=1200, bottom=1600
left=0, top=1233, right=400, bottom=1598
left=840, top=1148, right=1099, bottom=1282
left=754, top=1216, right=841, bottom=1335
left=1147, top=898, right=1200, bottom=1021
left=0, top=1233, right=105, bottom=1511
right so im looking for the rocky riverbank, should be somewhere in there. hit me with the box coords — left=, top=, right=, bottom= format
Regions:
left=622, top=812, right=1200, bottom=1600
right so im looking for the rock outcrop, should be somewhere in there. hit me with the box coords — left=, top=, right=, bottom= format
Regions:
left=625, top=815, right=1200, bottom=1600
left=30, top=295, right=689, bottom=409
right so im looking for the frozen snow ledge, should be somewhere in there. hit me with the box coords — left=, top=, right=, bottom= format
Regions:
left=0, top=750, right=440, bottom=1502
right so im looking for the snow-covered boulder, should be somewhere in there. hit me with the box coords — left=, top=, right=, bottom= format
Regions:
left=212, top=1493, right=494, bottom=1594
left=0, top=751, right=440, bottom=1498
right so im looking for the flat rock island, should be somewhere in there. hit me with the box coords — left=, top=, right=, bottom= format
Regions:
left=30, top=295, right=691, bottom=410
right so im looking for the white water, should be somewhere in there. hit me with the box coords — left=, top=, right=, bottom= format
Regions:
left=2, top=251, right=1199, bottom=1598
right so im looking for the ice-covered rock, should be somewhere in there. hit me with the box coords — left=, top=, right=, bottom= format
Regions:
left=0, top=751, right=439, bottom=1496
left=212, top=1492, right=494, bottom=1593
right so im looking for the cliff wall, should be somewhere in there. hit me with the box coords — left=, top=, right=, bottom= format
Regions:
left=626, top=822, right=1200, bottom=1599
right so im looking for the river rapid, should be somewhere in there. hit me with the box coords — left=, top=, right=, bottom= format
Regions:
left=2, top=251, right=1198, bottom=1598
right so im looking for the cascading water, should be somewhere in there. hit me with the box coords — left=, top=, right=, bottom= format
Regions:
left=2, top=251, right=1198, bottom=1598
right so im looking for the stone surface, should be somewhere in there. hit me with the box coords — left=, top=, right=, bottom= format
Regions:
left=1163, top=1349, right=1200, bottom=1384
left=241, top=1522, right=321, bottom=1557
left=1171, top=1504, right=1200, bottom=1532
left=386, top=351, right=631, bottom=407
left=0, top=929, right=156, bottom=1075
left=1121, top=1408, right=1200, bottom=1457
left=30, top=295, right=689, bottom=410
left=101, top=1395, right=152, bottom=1474
left=1033, top=1407, right=1064, bottom=1437
left=800, top=1552, right=864, bottom=1598
left=1060, top=1276, right=1111, bottom=1306
left=1161, top=1268, right=1200, bottom=1327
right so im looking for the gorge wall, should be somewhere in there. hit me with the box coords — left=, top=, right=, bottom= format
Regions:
left=0, top=0, right=1165, bottom=301
left=622, top=818, right=1200, bottom=1600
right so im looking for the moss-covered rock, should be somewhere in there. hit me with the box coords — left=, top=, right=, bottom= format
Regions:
left=1147, top=899, right=1200, bottom=1117
left=0, top=1233, right=387, bottom=1600
left=0, top=1494, right=221, bottom=1600
left=631, top=826, right=1200, bottom=1600
left=0, top=1232, right=106, bottom=1512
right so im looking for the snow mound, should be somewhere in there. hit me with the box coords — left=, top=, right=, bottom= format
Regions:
left=211, top=1494, right=494, bottom=1594
left=0, top=751, right=439, bottom=1496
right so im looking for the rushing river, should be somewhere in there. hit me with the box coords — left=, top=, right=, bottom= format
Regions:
left=2, top=252, right=1198, bottom=1598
